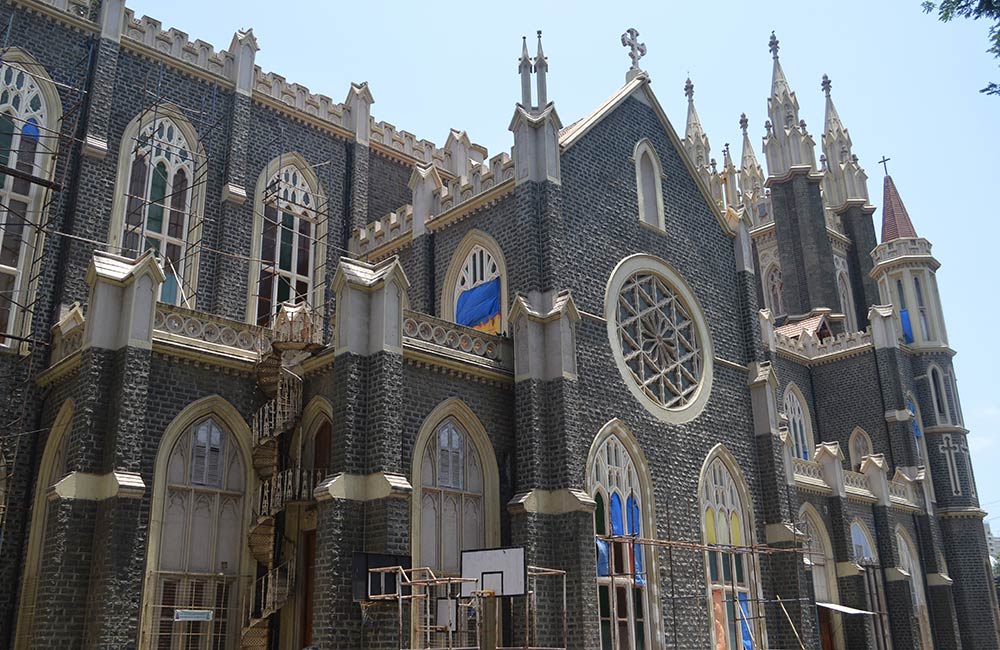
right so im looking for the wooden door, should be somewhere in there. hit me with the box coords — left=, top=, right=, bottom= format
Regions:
left=818, top=606, right=835, bottom=650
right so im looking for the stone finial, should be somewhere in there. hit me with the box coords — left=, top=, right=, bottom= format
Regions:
left=621, top=28, right=647, bottom=81
left=821, top=73, right=832, bottom=97
left=535, top=30, right=548, bottom=107
left=519, top=35, right=532, bottom=107
left=684, top=77, right=694, bottom=101
left=769, top=31, right=779, bottom=58
left=740, top=112, right=749, bottom=135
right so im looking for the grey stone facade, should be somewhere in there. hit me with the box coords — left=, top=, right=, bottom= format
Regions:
left=0, top=3, right=994, bottom=650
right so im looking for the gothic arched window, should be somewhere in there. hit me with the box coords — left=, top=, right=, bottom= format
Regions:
left=849, top=427, right=873, bottom=472
left=850, top=521, right=876, bottom=563
left=896, top=528, right=933, bottom=650
left=120, top=115, right=197, bottom=306
left=418, top=418, right=485, bottom=573
left=151, top=417, right=246, bottom=649
left=0, top=58, right=57, bottom=347
left=784, top=385, right=814, bottom=461
left=454, top=244, right=502, bottom=334
left=837, top=272, right=856, bottom=332
left=929, top=365, right=950, bottom=425
left=701, top=452, right=762, bottom=650
left=253, top=161, right=320, bottom=326
left=913, top=276, right=931, bottom=341
left=633, top=139, right=665, bottom=230
left=589, top=428, right=651, bottom=650
left=765, top=265, right=784, bottom=317
left=800, top=505, right=843, bottom=650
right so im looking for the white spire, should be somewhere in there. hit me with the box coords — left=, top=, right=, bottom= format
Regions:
left=519, top=36, right=532, bottom=107
left=535, top=31, right=548, bottom=107
left=820, top=74, right=869, bottom=209
left=762, top=32, right=817, bottom=178
left=721, top=142, right=739, bottom=209
left=681, top=78, right=722, bottom=207
left=739, top=113, right=771, bottom=225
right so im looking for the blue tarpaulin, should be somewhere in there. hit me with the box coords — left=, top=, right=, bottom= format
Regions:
left=900, top=309, right=914, bottom=344
left=595, top=538, right=609, bottom=576
left=627, top=496, right=644, bottom=585
left=610, top=494, right=624, bottom=535
left=738, top=593, right=753, bottom=649
left=456, top=278, right=500, bottom=329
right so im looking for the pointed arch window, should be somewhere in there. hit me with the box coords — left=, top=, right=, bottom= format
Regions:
left=701, top=454, right=762, bottom=650
left=150, top=417, right=246, bottom=649
left=120, top=115, right=197, bottom=306
left=929, top=366, right=950, bottom=425
left=418, top=419, right=484, bottom=574
left=783, top=385, right=814, bottom=461
left=848, top=427, right=873, bottom=472
left=589, top=431, right=650, bottom=650
left=454, top=244, right=502, bottom=334
left=800, top=507, right=842, bottom=650
left=634, top=139, right=665, bottom=230
left=255, top=164, right=318, bottom=326
left=896, top=528, right=933, bottom=650
left=913, top=276, right=931, bottom=341
left=837, top=272, right=856, bottom=332
left=0, top=60, right=56, bottom=347
left=765, top=266, right=784, bottom=317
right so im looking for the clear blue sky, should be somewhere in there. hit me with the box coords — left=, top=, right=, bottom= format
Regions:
left=129, top=1, right=999, bottom=520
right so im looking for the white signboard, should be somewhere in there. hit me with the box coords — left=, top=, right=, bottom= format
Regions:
left=174, top=609, right=214, bottom=622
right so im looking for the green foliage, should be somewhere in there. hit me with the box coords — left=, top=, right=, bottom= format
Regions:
left=923, top=0, right=1000, bottom=95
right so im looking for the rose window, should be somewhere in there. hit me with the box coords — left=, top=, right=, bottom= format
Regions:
left=616, top=272, right=703, bottom=409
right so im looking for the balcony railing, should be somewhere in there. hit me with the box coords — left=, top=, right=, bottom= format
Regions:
left=251, top=369, right=302, bottom=448
left=243, top=557, right=295, bottom=630
left=256, top=467, right=325, bottom=518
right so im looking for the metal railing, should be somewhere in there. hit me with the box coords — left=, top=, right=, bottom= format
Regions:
left=256, top=467, right=325, bottom=518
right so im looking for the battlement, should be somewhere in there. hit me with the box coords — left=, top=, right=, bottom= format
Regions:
left=27, top=0, right=483, bottom=172
left=252, top=68, right=348, bottom=128
left=775, top=326, right=873, bottom=364
left=122, top=8, right=233, bottom=78
left=352, top=152, right=515, bottom=256
left=871, top=237, right=936, bottom=269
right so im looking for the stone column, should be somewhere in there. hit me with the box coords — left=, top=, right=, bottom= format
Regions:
left=507, top=291, right=597, bottom=650
left=837, top=203, right=879, bottom=328
left=747, top=361, right=818, bottom=650
left=313, top=256, right=410, bottom=650
left=211, top=30, right=257, bottom=319
left=344, top=83, right=374, bottom=232
left=35, top=250, right=162, bottom=649
left=406, top=163, right=443, bottom=314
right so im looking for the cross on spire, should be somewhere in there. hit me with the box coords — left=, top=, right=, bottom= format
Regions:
left=621, top=28, right=646, bottom=78
left=878, top=156, right=891, bottom=175
left=769, top=31, right=779, bottom=58
left=821, top=73, right=832, bottom=97
left=684, top=77, right=694, bottom=101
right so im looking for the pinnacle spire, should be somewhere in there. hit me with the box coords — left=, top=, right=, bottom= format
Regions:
left=820, top=73, right=869, bottom=209
left=880, top=175, right=918, bottom=242
left=762, top=33, right=816, bottom=177
left=739, top=112, right=765, bottom=198
left=682, top=78, right=711, bottom=169
left=535, top=30, right=548, bottom=107
left=519, top=36, right=532, bottom=106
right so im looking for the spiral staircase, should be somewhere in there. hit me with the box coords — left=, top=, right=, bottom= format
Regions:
left=241, top=303, right=322, bottom=649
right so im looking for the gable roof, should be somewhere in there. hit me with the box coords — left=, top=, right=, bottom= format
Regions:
left=558, top=73, right=732, bottom=237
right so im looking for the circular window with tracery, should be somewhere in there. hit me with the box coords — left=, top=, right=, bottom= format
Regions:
left=606, top=255, right=713, bottom=423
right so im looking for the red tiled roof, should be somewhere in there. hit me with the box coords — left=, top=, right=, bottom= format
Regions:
left=775, top=313, right=826, bottom=339
left=880, top=175, right=918, bottom=243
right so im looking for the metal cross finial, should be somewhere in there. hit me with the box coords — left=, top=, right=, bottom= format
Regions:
left=769, top=31, right=779, bottom=58
left=821, top=74, right=831, bottom=97
left=621, top=28, right=647, bottom=71
left=878, top=156, right=891, bottom=175
left=684, top=77, right=694, bottom=100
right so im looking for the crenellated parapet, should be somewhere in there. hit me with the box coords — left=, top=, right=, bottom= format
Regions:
left=252, top=68, right=348, bottom=127
left=871, top=237, right=938, bottom=272
left=121, top=8, right=232, bottom=77
left=352, top=152, right=516, bottom=256
left=773, top=326, right=873, bottom=365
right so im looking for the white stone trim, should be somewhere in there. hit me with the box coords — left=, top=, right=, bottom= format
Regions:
left=604, top=254, right=714, bottom=424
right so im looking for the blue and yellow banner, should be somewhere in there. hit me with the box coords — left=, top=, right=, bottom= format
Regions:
left=456, top=278, right=501, bottom=334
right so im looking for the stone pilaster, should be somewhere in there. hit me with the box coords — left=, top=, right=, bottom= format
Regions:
left=838, top=203, right=879, bottom=328
left=36, top=250, right=161, bottom=649
left=345, top=83, right=374, bottom=232
left=313, top=256, right=410, bottom=650
left=507, top=290, right=596, bottom=650
left=211, top=30, right=257, bottom=319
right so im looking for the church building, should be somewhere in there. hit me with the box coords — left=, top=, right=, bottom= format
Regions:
left=0, top=1, right=995, bottom=649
